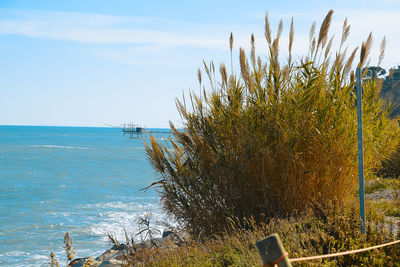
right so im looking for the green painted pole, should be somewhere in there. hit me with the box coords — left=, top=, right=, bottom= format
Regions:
left=356, top=67, right=366, bottom=234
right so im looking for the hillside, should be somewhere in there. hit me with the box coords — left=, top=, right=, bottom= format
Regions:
left=379, top=66, right=400, bottom=118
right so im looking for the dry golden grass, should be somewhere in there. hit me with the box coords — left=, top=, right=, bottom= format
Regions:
left=113, top=205, right=400, bottom=266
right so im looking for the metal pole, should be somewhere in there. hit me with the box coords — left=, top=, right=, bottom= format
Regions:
left=356, top=67, right=366, bottom=234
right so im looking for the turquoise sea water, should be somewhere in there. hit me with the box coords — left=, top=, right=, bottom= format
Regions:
left=0, top=126, right=168, bottom=266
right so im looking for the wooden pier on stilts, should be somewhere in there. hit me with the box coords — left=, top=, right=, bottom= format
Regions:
left=119, top=123, right=171, bottom=139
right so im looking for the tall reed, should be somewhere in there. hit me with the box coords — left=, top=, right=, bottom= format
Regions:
left=145, top=10, right=399, bottom=236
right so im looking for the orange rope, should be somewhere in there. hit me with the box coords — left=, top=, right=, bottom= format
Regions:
left=290, top=239, right=400, bottom=262
left=263, top=252, right=288, bottom=267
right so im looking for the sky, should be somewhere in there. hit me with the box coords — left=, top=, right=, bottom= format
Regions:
left=1, top=0, right=399, bottom=128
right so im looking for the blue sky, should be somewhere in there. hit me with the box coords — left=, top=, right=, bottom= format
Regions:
left=1, top=0, right=399, bottom=127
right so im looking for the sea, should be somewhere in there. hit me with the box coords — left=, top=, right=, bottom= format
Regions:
left=0, top=125, right=170, bottom=266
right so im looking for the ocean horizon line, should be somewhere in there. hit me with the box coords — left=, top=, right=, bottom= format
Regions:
left=0, top=124, right=172, bottom=129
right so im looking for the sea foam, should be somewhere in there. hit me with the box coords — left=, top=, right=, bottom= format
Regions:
left=29, top=145, right=94, bottom=150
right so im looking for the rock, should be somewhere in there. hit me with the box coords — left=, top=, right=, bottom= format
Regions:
left=69, top=258, right=88, bottom=267
left=162, top=230, right=172, bottom=238
left=95, top=249, right=117, bottom=262
left=110, top=244, right=127, bottom=251
left=69, top=256, right=101, bottom=267
left=68, top=231, right=185, bottom=266
left=95, top=244, right=127, bottom=263
left=366, top=189, right=396, bottom=200
left=98, top=259, right=126, bottom=267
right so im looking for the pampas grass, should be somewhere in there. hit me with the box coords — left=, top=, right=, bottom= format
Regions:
left=145, top=10, right=400, bottom=237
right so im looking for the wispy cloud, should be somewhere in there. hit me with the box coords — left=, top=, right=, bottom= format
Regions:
left=1, top=8, right=398, bottom=68
left=0, top=9, right=230, bottom=49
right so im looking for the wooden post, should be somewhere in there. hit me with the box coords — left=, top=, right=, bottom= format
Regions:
left=256, top=233, right=292, bottom=267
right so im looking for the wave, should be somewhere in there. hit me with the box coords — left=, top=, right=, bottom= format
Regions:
left=29, top=145, right=94, bottom=150
left=0, top=250, right=68, bottom=267
left=88, top=201, right=171, bottom=242
left=93, top=201, right=159, bottom=210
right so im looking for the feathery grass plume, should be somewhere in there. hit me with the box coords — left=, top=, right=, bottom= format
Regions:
left=350, top=69, right=355, bottom=83
left=288, top=17, right=294, bottom=65
left=358, top=32, right=373, bottom=68
left=340, top=18, right=351, bottom=49
left=310, top=37, right=316, bottom=56
left=239, top=47, right=250, bottom=89
left=211, top=61, right=216, bottom=87
left=314, top=9, right=333, bottom=63
left=309, top=21, right=316, bottom=43
left=220, top=63, right=228, bottom=87
left=277, top=20, right=283, bottom=40
left=203, top=60, right=210, bottom=78
left=270, top=20, right=283, bottom=71
left=318, top=10, right=333, bottom=48
left=343, top=47, right=359, bottom=77
left=378, top=36, right=386, bottom=66
left=230, top=32, right=234, bottom=73
left=250, top=33, right=256, bottom=67
left=197, top=68, right=202, bottom=87
left=239, top=47, right=247, bottom=75
left=146, top=11, right=400, bottom=237
left=330, top=48, right=348, bottom=77
left=202, top=87, right=208, bottom=104
left=229, top=32, right=234, bottom=52
left=257, top=56, right=262, bottom=73
left=321, top=33, right=328, bottom=50
left=203, top=60, right=215, bottom=90
left=264, top=12, right=272, bottom=45
left=324, top=35, right=334, bottom=59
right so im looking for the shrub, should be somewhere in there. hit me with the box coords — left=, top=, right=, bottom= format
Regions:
left=378, top=143, right=400, bottom=179
left=145, top=10, right=399, bottom=236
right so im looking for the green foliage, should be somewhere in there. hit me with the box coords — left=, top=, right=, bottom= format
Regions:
left=366, top=177, right=400, bottom=194
left=372, top=200, right=400, bottom=217
left=145, top=10, right=400, bottom=236
left=366, top=176, right=400, bottom=217
left=378, top=148, right=400, bottom=179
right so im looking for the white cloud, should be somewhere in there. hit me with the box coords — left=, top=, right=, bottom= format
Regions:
left=1, top=8, right=398, bottom=68
left=0, top=9, right=229, bottom=49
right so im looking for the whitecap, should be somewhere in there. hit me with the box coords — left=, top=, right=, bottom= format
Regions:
left=1, top=251, right=31, bottom=257
left=88, top=202, right=171, bottom=242
left=29, top=145, right=94, bottom=150
left=31, top=254, right=48, bottom=260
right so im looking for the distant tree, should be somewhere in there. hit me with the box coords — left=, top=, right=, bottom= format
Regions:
left=379, top=66, right=400, bottom=117
left=364, top=66, right=386, bottom=79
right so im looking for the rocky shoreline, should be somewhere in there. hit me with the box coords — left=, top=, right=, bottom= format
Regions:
left=68, top=244, right=127, bottom=267
left=68, top=231, right=178, bottom=267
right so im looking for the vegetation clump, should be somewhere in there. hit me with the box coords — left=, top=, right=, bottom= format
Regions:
left=108, top=206, right=400, bottom=266
left=145, top=10, right=400, bottom=237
